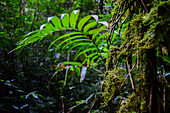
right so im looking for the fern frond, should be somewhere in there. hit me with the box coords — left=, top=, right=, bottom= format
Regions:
left=16, top=10, right=110, bottom=68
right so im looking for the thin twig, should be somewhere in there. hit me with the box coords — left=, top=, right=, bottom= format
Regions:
left=61, top=96, right=65, bottom=113
left=160, top=67, right=167, bottom=113
left=118, top=16, right=128, bottom=36
left=120, top=63, right=136, bottom=90
left=88, top=97, right=98, bottom=113
left=163, top=87, right=166, bottom=113
left=126, top=60, right=135, bottom=90
left=149, top=84, right=153, bottom=113
left=140, top=0, right=148, bottom=13
left=109, top=8, right=127, bottom=45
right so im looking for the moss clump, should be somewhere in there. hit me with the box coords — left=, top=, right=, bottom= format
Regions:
left=102, top=67, right=125, bottom=107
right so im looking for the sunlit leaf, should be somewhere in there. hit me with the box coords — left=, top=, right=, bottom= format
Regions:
left=83, top=22, right=97, bottom=33
left=96, top=32, right=108, bottom=44
left=78, top=16, right=91, bottom=31
left=56, top=35, right=87, bottom=50
left=50, top=16, right=63, bottom=30
left=89, top=26, right=106, bottom=40
left=62, top=38, right=92, bottom=50
left=75, top=48, right=97, bottom=60
left=48, top=32, right=83, bottom=49
left=61, top=13, right=69, bottom=29
left=67, top=42, right=91, bottom=54
left=70, top=10, right=80, bottom=29
left=62, top=61, right=82, bottom=66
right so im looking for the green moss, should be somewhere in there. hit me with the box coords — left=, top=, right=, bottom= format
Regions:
left=102, top=67, right=125, bottom=107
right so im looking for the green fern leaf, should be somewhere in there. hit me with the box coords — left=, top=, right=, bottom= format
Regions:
left=48, top=32, right=83, bottom=50
left=83, top=22, right=97, bottom=33
left=70, top=10, right=80, bottom=29
left=98, top=40, right=107, bottom=48
left=56, top=35, right=88, bottom=50
left=82, top=52, right=98, bottom=65
left=88, top=26, right=106, bottom=40
left=78, top=16, right=91, bottom=31
left=62, top=38, right=92, bottom=50
left=68, top=43, right=90, bottom=54
left=75, top=48, right=97, bottom=60
left=91, top=55, right=99, bottom=63
left=62, top=61, right=82, bottom=67
left=49, top=16, right=63, bottom=30
left=96, top=32, right=108, bottom=44
left=61, top=13, right=69, bottom=29
left=101, top=53, right=108, bottom=58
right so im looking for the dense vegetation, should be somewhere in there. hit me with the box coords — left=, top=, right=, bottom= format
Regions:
left=0, top=0, right=170, bottom=112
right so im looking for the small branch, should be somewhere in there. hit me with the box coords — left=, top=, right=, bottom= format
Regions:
left=126, top=60, right=135, bottom=90
left=120, top=63, right=136, bottom=90
left=61, top=96, right=65, bottom=113
left=163, top=87, right=166, bottom=113
left=88, top=97, right=98, bottom=113
left=118, top=16, right=128, bottom=36
left=149, top=84, right=153, bottom=113
left=109, top=8, right=127, bottom=46
left=140, top=0, right=148, bottom=13
left=160, top=67, right=167, bottom=113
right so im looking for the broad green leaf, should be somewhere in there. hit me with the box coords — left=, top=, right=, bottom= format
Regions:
left=68, top=42, right=91, bottom=53
left=48, top=32, right=83, bottom=49
left=162, top=56, right=170, bottom=63
left=62, top=61, right=82, bottom=66
left=62, top=38, right=92, bottom=50
left=50, top=16, right=62, bottom=30
left=82, top=52, right=98, bottom=65
left=41, top=23, right=56, bottom=34
left=24, top=32, right=40, bottom=44
left=78, top=16, right=91, bottom=31
left=91, top=55, right=99, bottom=62
left=56, top=35, right=88, bottom=50
left=70, top=10, right=80, bottom=29
left=88, top=52, right=99, bottom=58
left=101, top=53, right=108, bottom=58
left=83, top=22, right=97, bottom=33
left=21, top=30, right=39, bottom=40
left=74, top=45, right=87, bottom=57
left=75, top=48, right=97, bottom=60
left=41, top=28, right=50, bottom=35
left=75, top=66, right=81, bottom=77
left=44, top=23, right=56, bottom=32
left=96, top=32, right=108, bottom=44
left=98, top=40, right=107, bottom=48
left=61, top=13, right=69, bottom=29
left=96, top=58, right=103, bottom=64
left=88, top=26, right=106, bottom=40
left=76, top=100, right=86, bottom=104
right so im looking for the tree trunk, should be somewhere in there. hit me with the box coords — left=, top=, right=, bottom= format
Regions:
left=145, top=48, right=159, bottom=113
